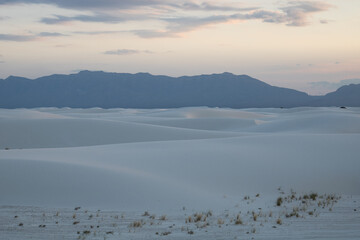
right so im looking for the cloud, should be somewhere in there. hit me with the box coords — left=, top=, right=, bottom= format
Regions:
left=281, top=1, right=333, bottom=26
left=54, top=44, right=72, bottom=48
left=0, top=0, right=161, bottom=10
left=0, top=32, right=67, bottom=41
left=0, top=16, right=10, bottom=21
left=320, top=19, right=328, bottom=24
left=169, top=2, right=258, bottom=12
left=0, top=33, right=37, bottom=41
left=132, top=30, right=177, bottom=38
left=2, top=0, right=334, bottom=39
left=130, top=1, right=334, bottom=38
left=38, top=32, right=68, bottom=37
left=73, top=30, right=125, bottom=35
left=103, top=49, right=153, bottom=55
left=40, top=14, right=131, bottom=24
left=0, top=0, right=257, bottom=12
left=132, top=1, right=332, bottom=38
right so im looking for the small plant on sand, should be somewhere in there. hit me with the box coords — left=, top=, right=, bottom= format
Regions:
left=276, top=218, right=282, bottom=225
left=276, top=197, right=283, bottom=206
left=129, top=220, right=144, bottom=228
left=310, top=193, right=318, bottom=201
left=159, top=215, right=167, bottom=221
left=235, top=214, right=243, bottom=225
left=194, top=213, right=203, bottom=222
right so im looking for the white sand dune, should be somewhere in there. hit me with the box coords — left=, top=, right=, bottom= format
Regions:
left=0, top=117, right=240, bottom=149
left=1, top=107, right=360, bottom=207
left=0, top=107, right=359, bottom=239
left=248, top=109, right=360, bottom=134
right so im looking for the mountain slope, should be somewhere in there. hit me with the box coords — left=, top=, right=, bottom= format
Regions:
left=0, top=71, right=358, bottom=108
left=0, top=71, right=313, bottom=108
left=311, top=84, right=360, bottom=107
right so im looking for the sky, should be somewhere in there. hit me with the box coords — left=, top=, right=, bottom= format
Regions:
left=0, top=0, right=359, bottom=95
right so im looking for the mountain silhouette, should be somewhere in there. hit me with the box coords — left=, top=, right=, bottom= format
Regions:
left=0, top=71, right=358, bottom=108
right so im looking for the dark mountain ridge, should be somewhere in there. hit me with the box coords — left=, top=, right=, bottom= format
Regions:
left=0, top=71, right=358, bottom=108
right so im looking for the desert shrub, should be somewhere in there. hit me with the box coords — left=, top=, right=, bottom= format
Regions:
left=129, top=220, right=144, bottom=228
left=194, top=213, right=203, bottom=222
left=310, top=193, right=318, bottom=201
left=252, top=212, right=258, bottom=221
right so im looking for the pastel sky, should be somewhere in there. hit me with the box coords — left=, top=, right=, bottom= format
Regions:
left=0, top=0, right=359, bottom=95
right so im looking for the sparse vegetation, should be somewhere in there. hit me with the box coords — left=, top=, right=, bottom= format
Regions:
left=310, top=193, right=318, bottom=201
left=252, top=211, right=258, bottom=221
left=161, top=231, right=171, bottom=236
left=2, top=189, right=344, bottom=239
left=129, top=220, right=144, bottom=228
left=235, top=214, right=243, bottom=225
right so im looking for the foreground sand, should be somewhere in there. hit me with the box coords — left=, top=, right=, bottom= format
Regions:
left=0, top=107, right=359, bottom=239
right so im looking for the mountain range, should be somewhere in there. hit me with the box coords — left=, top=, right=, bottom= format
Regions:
left=0, top=71, right=359, bottom=108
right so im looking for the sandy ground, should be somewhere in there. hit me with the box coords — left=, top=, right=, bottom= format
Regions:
left=0, top=107, right=359, bottom=239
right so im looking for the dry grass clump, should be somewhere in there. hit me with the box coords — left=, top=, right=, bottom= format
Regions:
left=235, top=214, right=243, bottom=225
left=276, top=197, right=283, bottom=206
left=310, top=193, right=318, bottom=201
left=159, top=215, right=167, bottom=221
left=194, top=213, right=203, bottom=222
left=217, top=218, right=224, bottom=225
left=129, top=220, right=145, bottom=228
left=252, top=211, right=258, bottom=221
